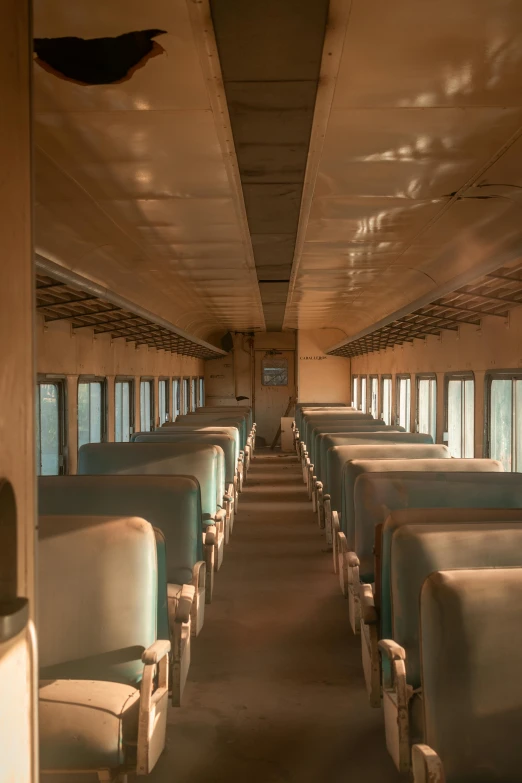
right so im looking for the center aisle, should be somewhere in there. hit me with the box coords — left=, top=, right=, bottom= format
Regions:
left=141, top=449, right=406, bottom=783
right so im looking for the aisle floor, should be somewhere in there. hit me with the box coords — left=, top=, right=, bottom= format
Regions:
left=141, top=449, right=406, bottom=783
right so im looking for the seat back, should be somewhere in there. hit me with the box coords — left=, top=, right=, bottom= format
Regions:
left=301, top=413, right=374, bottom=447
left=133, top=431, right=236, bottom=484
left=296, top=404, right=352, bottom=431
left=388, top=509, right=522, bottom=689
left=169, top=415, right=247, bottom=448
left=420, top=568, right=522, bottom=781
left=39, top=475, right=203, bottom=586
left=196, top=406, right=253, bottom=430
left=312, top=425, right=406, bottom=478
left=38, top=514, right=157, bottom=687
left=307, top=420, right=388, bottom=464
left=325, top=442, right=448, bottom=513
left=150, top=425, right=240, bottom=469
left=78, top=442, right=223, bottom=520
left=350, top=460, right=503, bottom=578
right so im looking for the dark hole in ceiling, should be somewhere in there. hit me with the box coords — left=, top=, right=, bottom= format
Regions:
left=33, top=29, right=166, bottom=85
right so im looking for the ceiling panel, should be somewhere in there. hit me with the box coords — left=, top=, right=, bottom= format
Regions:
left=33, top=0, right=265, bottom=341
left=285, top=0, right=522, bottom=336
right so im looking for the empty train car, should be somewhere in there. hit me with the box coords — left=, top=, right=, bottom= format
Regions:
left=3, top=1, right=522, bottom=781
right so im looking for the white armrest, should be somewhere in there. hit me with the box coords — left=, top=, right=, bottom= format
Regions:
left=360, top=583, right=378, bottom=625
left=411, top=745, right=444, bottom=783
left=137, top=639, right=170, bottom=773
left=174, top=584, right=195, bottom=625
left=142, top=639, right=171, bottom=665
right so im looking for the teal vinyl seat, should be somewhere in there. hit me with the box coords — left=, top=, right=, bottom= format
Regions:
left=377, top=509, right=522, bottom=773
left=298, top=412, right=373, bottom=457
left=38, top=514, right=170, bottom=778
left=196, top=406, right=253, bottom=433
left=132, top=431, right=237, bottom=533
left=156, top=424, right=243, bottom=491
left=412, top=568, right=522, bottom=783
left=326, top=443, right=448, bottom=581
left=318, top=434, right=436, bottom=532
left=351, top=468, right=522, bottom=707
left=78, top=441, right=227, bottom=569
left=39, top=475, right=210, bottom=704
left=174, top=414, right=249, bottom=452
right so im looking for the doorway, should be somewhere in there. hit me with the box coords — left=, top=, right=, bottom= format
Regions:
left=254, top=350, right=295, bottom=445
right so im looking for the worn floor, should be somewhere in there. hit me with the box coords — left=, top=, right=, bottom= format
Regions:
left=140, top=449, right=406, bottom=783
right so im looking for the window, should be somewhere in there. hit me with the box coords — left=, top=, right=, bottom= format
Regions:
left=78, top=378, right=105, bottom=450
left=172, top=378, right=181, bottom=420
left=199, top=377, right=205, bottom=406
left=487, top=374, right=522, bottom=471
left=352, top=376, right=358, bottom=409
left=159, top=379, right=169, bottom=425
left=397, top=375, right=411, bottom=432
left=381, top=376, right=392, bottom=425
left=115, top=379, right=134, bottom=442
left=140, top=379, right=154, bottom=432
left=190, top=378, right=197, bottom=412
left=370, top=376, right=379, bottom=419
left=36, top=379, right=66, bottom=475
left=360, top=376, right=367, bottom=413
left=182, top=378, right=190, bottom=414
left=416, top=376, right=437, bottom=440
left=262, top=356, right=288, bottom=386
left=446, top=374, right=474, bottom=458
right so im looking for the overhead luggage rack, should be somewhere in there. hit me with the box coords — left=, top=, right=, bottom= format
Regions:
left=328, top=259, right=522, bottom=358
left=35, top=262, right=226, bottom=360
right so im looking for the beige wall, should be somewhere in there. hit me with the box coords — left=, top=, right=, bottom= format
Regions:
left=350, top=309, right=522, bottom=457
left=297, top=329, right=351, bottom=403
left=37, top=316, right=205, bottom=473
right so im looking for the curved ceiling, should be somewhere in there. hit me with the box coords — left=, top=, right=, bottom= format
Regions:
left=284, top=0, right=522, bottom=342
left=33, top=0, right=266, bottom=342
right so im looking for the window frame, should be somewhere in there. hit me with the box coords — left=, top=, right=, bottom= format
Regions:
left=380, top=375, right=392, bottom=425
left=415, top=373, right=437, bottom=439
left=114, top=376, right=135, bottom=441
left=352, top=375, right=359, bottom=410
left=172, top=377, right=181, bottom=420
left=36, top=374, right=68, bottom=475
left=261, top=355, right=289, bottom=387
left=77, top=375, right=107, bottom=451
left=485, top=370, right=522, bottom=471
left=182, top=377, right=190, bottom=415
left=190, top=377, right=197, bottom=412
left=369, top=375, right=379, bottom=419
left=360, top=375, right=368, bottom=413
left=140, top=377, right=155, bottom=432
left=198, top=376, right=205, bottom=407
left=444, top=371, right=475, bottom=458
left=158, top=377, right=170, bottom=425
left=396, top=374, right=412, bottom=432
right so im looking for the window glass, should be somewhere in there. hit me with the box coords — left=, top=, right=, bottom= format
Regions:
left=78, top=381, right=103, bottom=450
left=182, top=378, right=190, bottom=414
left=190, top=378, right=197, bottom=412
left=172, top=378, right=181, bottom=420
left=159, top=379, right=169, bottom=425
left=397, top=377, right=411, bottom=431
left=447, top=377, right=474, bottom=458
left=490, top=379, right=512, bottom=470
left=360, top=377, right=367, bottom=413
left=140, top=380, right=153, bottom=431
left=417, top=378, right=437, bottom=440
left=370, top=377, right=378, bottom=419
left=262, top=357, right=288, bottom=386
left=115, top=380, right=132, bottom=442
left=36, top=382, right=63, bottom=475
left=352, top=377, right=358, bottom=410
left=381, top=378, right=392, bottom=425
left=199, top=377, right=205, bottom=406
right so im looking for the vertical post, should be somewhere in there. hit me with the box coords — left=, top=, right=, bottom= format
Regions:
left=436, top=372, right=445, bottom=445
left=474, top=370, right=486, bottom=458
left=67, top=375, right=78, bottom=474
left=0, top=1, right=38, bottom=779
left=106, top=376, right=115, bottom=442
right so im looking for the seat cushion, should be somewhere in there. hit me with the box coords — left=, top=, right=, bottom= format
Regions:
left=39, top=679, right=140, bottom=770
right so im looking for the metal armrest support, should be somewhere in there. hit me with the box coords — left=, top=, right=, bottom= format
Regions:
left=378, top=638, right=412, bottom=770
left=411, top=745, right=444, bottom=783
left=190, top=560, right=206, bottom=636
left=204, top=525, right=216, bottom=603
left=337, top=532, right=349, bottom=597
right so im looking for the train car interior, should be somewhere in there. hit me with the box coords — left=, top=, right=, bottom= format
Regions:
left=3, top=1, right=522, bottom=781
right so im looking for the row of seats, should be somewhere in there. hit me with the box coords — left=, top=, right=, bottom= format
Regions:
left=294, top=402, right=522, bottom=781
left=37, top=406, right=255, bottom=782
